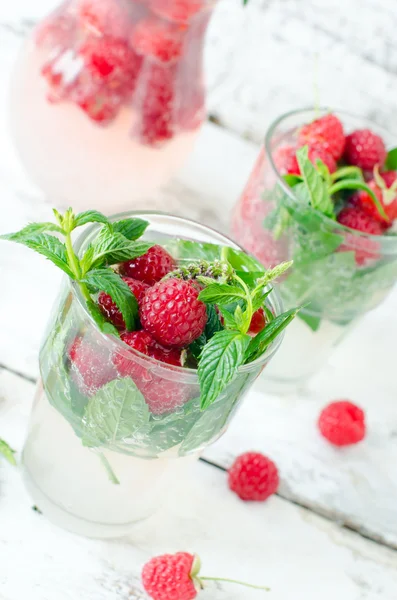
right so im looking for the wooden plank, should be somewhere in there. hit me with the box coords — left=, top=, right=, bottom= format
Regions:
left=1, top=368, right=397, bottom=600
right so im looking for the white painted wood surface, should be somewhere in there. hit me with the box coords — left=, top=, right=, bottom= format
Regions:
left=2, top=368, right=397, bottom=600
left=1, top=0, right=397, bottom=597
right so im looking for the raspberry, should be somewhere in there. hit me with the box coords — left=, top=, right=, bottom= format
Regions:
left=307, top=145, right=336, bottom=174
left=132, top=62, right=176, bottom=146
left=76, top=89, right=122, bottom=125
left=76, top=0, right=129, bottom=37
left=79, top=36, right=143, bottom=96
left=131, top=18, right=184, bottom=64
left=142, top=552, right=197, bottom=600
left=68, top=335, right=116, bottom=397
left=337, top=206, right=384, bottom=265
left=228, top=452, right=279, bottom=502
left=98, top=277, right=148, bottom=329
left=114, top=332, right=189, bottom=415
left=120, top=245, right=176, bottom=285
left=273, top=145, right=300, bottom=175
left=248, top=308, right=266, bottom=335
left=140, top=279, right=207, bottom=348
left=150, top=0, right=203, bottom=24
left=344, top=129, right=387, bottom=171
left=318, top=400, right=366, bottom=446
left=355, top=171, right=397, bottom=224
left=298, top=114, right=345, bottom=160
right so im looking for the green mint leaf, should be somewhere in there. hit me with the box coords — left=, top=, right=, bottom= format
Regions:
left=189, top=305, right=224, bottom=360
left=292, top=230, right=343, bottom=266
left=85, top=300, right=120, bottom=337
left=198, top=330, right=250, bottom=409
left=1, top=232, right=74, bottom=278
left=297, top=310, right=321, bottom=332
left=245, top=307, right=299, bottom=363
left=234, top=304, right=250, bottom=332
left=255, top=261, right=293, bottom=287
left=1, top=222, right=64, bottom=238
left=0, top=439, right=16, bottom=466
left=218, top=307, right=238, bottom=330
left=113, top=218, right=149, bottom=240
left=263, top=203, right=292, bottom=240
left=330, top=179, right=388, bottom=221
left=82, top=268, right=138, bottom=331
left=82, top=378, right=150, bottom=448
left=222, top=246, right=265, bottom=275
left=163, top=239, right=222, bottom=261
left=82, top=226, right=152, bottom=271
left=296, top=146, right=334, bottom=217
left=385, top=147, right=397, bottom=170
left=198, top=283, right=246, bottom=306
left=331, top=166, right=364, bottom=182
left=252, top=288, right=272, bottom=312
left=73, top=210, right=110, bottom=229
left=283, top=174, right=303, bottom=187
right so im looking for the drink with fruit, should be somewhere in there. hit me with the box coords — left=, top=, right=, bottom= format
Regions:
left=10, top=0, right=214, bottom=211
left=1, top=210, right=296, bottom=537
left=232, top=108, right=397, bottom=391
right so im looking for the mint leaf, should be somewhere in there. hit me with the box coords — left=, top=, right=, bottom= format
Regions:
left=292, top=230, right=343, bottom=266
left=252, top=288, right=272, bottom=312
left=330, top=179, right=388, bottom=221
left=163, top=239, right=222, bottom=261
left=189, top=305, right=223, bottom=360
left=1, top=232, right=74, bottom=278
left=283, top=174, right=303, bottom=187
left=113, top=218, right=149, bottom=240
left=86, top=300, right=120, bottom=336
left=297, top=311, right=321, bottom=332
left=245, top=307, right=299, bottom=363
left=82, top=268, right=138, bottom=330
left=1, top=222, right=64, bottom=237
left=386, top=147, right=397, bottom=170
left=331, top=166, right=363, bottom=182
left=73, top=210, right=110, bottom=229
left=234, top=304, right=250, bottom=332
left=255, top=261, right=293, bottom=287
left=218, top=307, right=238, bottom=330
left=198, top=283, right=246, bottom=306
left=82, top=227, right=152, bottom=271
left=83, top=378, right=150, bottom=448
left=296, top=146, right=334, bottom=217
left=198, top=330, right=250, bottom=409
left=0, top=439, right=16, bottom=466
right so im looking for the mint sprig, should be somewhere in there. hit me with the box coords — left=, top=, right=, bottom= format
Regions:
left=1, top=208, right=151, bottom=334
left=0, top=439, right=16, bottom=466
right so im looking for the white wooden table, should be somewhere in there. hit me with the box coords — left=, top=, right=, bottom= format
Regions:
left=1, top=1, right=397, bottom=598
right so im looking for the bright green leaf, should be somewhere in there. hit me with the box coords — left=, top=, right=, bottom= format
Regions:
left=113, top=218, right=149, bottom=240
left=296, top=146, right=335, bottom=217
left=198, top=283, right=246, bottom=306
left=245, top=307, right=299, bottom=363
left=385, top=147, right=397, bottom=171
left=330, top=179, right=388, bottom=221
left=73, top=210, right=110, bottom=229
left=0, top=439, right=16, bottom=466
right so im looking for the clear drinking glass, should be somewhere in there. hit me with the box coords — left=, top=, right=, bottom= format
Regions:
left=23, top=213, right=284, bottom=538
left=232, top=109, right=397, bottom=392
left=10, top=0, right=214, bottom=212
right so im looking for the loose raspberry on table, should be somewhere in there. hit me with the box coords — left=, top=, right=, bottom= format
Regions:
left=68, top=335, right=116, bottom=396
left=132, top=62, right=176, bottom=146
left=98, top=276, right=148, bottom=329
left=248, top=308, right=266, bottom=335
left=120, top=245, right=176, bottom=285
left=142, top=552, right=197, bottom=600
left=355, top=171, right=397, bottom=224
left=228, top=452, right=279, bottom=501
left=318, top=400, right=366, bottom=446
left=298, top=113, right=345, bottom=160
left=131, top=18, right=184, bottom=64
left=140, top=278, right=207, bottom=348
left=344, top=129, right=387, bottom=171
left=150, top=0, right=203, bottom=24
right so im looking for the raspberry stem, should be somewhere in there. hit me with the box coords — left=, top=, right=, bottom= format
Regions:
left=200, top=576, right=270, bottom=591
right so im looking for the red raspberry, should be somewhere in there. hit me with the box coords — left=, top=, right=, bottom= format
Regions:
left=77, top=0, right=129, bottom=37
left=355, top=171, right=397, bottom=224
left=140, top=279, right=207, bottom=348
left=150, top=0, right=203, bottom=24
left=79, top=36, right=142, bottom=96
left=337, top=206, right=384, bottom=265
left=142, top=552, right=197, bottom=600
left=119, top=330, right=183, bottom=366
left=132, top=62, right=176, bottom=146
left=318, top=400, right=366, bottom=446
left=68, top=336, right=116, bottom=396
left=298, top=114, right=345, bottom=160
left=273, top=145, right=300, bottom=175
left=98, top=277, right=148, bottom=329
left=307, top=145, right=336, bottom=174
left=344, top=129, right=387, bottom=171
left=120, top=245, right=176, bottom=285
left=248, top=308, right=266, bottom=335
left=228, top=452, right=279, bottom=502
left=131, top=18, right=184, bottom=64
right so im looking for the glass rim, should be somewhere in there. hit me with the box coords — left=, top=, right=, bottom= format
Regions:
left=70, top=210, right=285, bottom=382
left=264, top=106, right=397, bottom=248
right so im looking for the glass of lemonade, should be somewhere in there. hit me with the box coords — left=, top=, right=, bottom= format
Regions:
left=232, top=108, right=397, bottom=392
left=22, top=213, right=286, bottom=538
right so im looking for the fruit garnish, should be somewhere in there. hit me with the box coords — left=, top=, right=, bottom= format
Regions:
left=344, top=129, right=387, bottom=171
left=98, top=276, right=148, bottom=329
left=131, top=18, right=185, bottom=64
left=318, top=400, right=366, bottom=446
left=120, top=244, right=176, bottom=284
left=228, top=452, right=279, bottom=501
left=142, top=552, right=269, bottom=599
left=298, top=113, right=345, bottom=160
